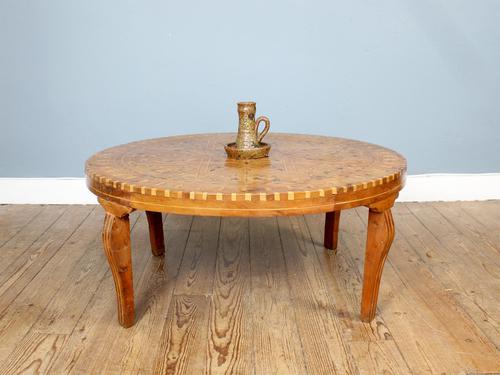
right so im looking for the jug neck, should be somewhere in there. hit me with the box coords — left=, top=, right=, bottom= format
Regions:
left=238, top=102, right=256, bottom=124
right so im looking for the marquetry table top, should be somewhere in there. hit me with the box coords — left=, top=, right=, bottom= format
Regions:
left=85, top=133, right=407, bottom=216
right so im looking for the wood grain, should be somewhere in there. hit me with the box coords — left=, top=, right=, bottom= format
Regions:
left=101, top=201, right=135, bottom=328
left=304, top=212, right=393, bottom=342
left=174, top=216, right=220, bottom=295
left=277, top=215, right=353, bottom=374
left=44, top=213, right=160, bottom=374
left=207, top=217, right=254, bottom=374
left=85, top=133, right=406, bottom=327
left=360, top=208, right=395, bottom=322
left=85, top=133, right=406, bottom=216
left=146, top=211, right=165, bottom=256
left=1, top=204, right=499, bottom=374
left=154, top=295, right=209, bottom=375
left=346, top=341, right=412, bottom=374
left=324, top=210, right=341, bottom=250
left=32, top=209, right=138, bottom=335
left=341, top=208, right=464, bottom=373
left=0, top=205, right=45, bottom=248
left=352, top=206, right=500, bottom=373
left=0, top=206, right=67, bottom=295
left=0, top=206, right=93, bottom=362
left=393, top=203, right=500, bottom=369
left=103, top=214, right=193, bottom=375
left=249, top=217, right=307, bottom=374
left=0, top=332, right=67, bottom=375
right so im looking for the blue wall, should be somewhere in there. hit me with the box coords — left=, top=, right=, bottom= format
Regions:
left=1, top=0, right=499, bottom=176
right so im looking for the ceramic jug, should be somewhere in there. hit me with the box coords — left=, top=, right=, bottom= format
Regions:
left=235, top=102, right=270, bottom=149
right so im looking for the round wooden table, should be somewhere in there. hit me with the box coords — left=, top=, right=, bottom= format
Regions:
left=86, top=133, right=407, bottom=327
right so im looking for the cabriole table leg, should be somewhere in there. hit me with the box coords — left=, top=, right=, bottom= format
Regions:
left=98, top=198, right=135, bottom=328
left=324, top=211, right=341, bottom=251
left=146, top=211, right=165, bottom=256
left=360, top=196, right=396, bottom=322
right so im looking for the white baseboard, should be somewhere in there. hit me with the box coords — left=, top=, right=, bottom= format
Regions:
left=0, top=178, right=98, bottom=205
left=0, top=174, right=499, bottom=204
left=398, top=173, right=500, bottom=202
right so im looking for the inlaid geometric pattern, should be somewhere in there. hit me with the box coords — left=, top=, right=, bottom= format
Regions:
left=85, top=133, right=407, bottom=202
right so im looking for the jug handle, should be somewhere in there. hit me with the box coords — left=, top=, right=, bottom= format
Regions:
left=255, top=116, right=270, bottom=144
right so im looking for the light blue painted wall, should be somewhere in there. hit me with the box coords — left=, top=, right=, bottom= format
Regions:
left=1, top=0, right=499, bottom=176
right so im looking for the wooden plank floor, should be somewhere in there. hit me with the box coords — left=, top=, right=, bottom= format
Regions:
left=0, top=202, right=499, bottom=374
